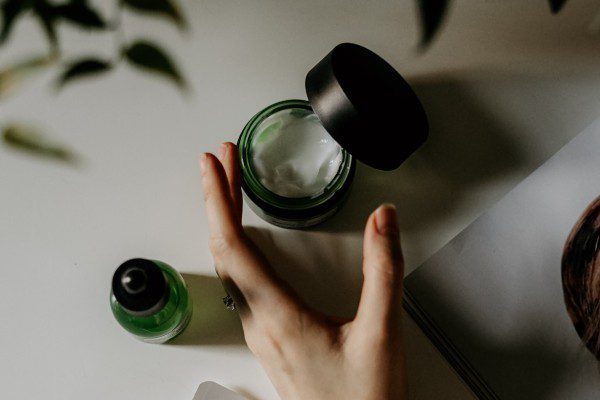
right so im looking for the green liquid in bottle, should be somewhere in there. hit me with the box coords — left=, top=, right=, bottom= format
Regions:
left=110, top=259, right=192, bottom=344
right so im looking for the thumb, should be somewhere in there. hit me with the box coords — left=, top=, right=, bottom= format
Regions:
left=354, top=203, right=405, bottom=334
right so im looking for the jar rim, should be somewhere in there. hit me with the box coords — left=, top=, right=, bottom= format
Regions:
left=238, top=99, right=354, bottom=212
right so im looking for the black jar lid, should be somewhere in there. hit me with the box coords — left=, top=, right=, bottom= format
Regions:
left=112, top=258, right=169, bottom=316
left=305, top=43, right=428, bottom=171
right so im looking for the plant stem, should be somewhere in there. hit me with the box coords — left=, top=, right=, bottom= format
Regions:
left=111, top=0, right=125, bottom=62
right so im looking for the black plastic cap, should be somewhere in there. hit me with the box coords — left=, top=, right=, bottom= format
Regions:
left=305, top=43, right=429, bottom=170
left=112, top=259, right=169, bottom=316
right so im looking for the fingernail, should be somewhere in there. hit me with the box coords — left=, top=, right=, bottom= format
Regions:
left=200, top=153, right=208, bottom=174
left=218, top=143, right=227, bottom=160
left=375, top=203, right=399, bottom=236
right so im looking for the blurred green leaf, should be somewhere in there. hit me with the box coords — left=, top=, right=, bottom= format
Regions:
left=57, top=58, right=112, bottom=88
left=0, top=54, right=55, bottom=99
left=121, top=0, right=185, bottom=28
left=123, top=40, right=185, bottom=88
left=0, top=0, right=32, bottom=45
left=549, top=0, right=567, bottom=13
left=3, top=124, right=77, bottom=163
left=32, top=0, right=58, bottom=48
left=54, top=1, right=105, bottom=29
left=417, top=0, right=450, bottom=49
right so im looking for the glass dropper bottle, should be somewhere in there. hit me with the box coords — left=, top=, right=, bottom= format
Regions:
left=110, top=258, right=192, bottom=344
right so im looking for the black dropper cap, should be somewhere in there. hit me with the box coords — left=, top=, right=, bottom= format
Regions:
left=112, top=259, right=169, bottom=316
left=305, top=43, right=429, bottom=171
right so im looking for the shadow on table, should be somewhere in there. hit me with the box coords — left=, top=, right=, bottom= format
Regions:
left=171, top=273, right=245, bottom=346
left=237, top=72, right=535, bottom=320
left=314, top=73, right=526, bottom=235
left=245, top=226, right=363, bottom=319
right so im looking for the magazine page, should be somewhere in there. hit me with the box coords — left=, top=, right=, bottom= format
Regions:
left=405, top=117, right=600, bottom=399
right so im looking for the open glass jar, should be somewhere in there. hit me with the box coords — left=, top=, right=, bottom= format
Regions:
left=238, top=43, right=428, bottom=229
left=239, top=99, right=356, bottom=228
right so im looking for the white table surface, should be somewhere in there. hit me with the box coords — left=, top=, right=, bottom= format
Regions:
left=2, top=1, right=600, bottom=399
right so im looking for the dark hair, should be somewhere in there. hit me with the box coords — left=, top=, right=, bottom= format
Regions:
left=562, top=196, right=600, bottom=359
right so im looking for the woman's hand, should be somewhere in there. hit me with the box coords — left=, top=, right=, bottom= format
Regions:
left=200, top=142, right=407, bottom=400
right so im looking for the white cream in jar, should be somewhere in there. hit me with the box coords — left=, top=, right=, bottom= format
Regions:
left=250, top=108, right=343, bottom=198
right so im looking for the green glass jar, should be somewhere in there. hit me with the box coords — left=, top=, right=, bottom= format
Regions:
left=237, top=43, right=429, bottom=229
left=110, top=258, right=192, bottom=344
left=238, top=99, right=356, bottom=229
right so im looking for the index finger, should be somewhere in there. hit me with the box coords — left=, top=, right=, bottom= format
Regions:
left=200, top=152, right=240, bottom=240
left=200, top=151, right=301, bottom=315
left=217, top=142, right=243, bottom=222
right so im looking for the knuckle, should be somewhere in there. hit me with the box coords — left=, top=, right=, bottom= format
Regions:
left=367, top=267, right=396, bottom=294
left=369, top=256, right=402, bottom=286
left=208, top=235, right=227, bottom=256
left=375, top=246, right=402, bottom=267
left=244, top=306, right=319, bottom=370
left=375, top=258, right=398, bottom=276
left=208, top=231, right=241, bottom=257
left=268, top=301, right=305, bottom=338
left=252, top=303, right=306, bottom=350
left=245, top=323, right=286, bottom=361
